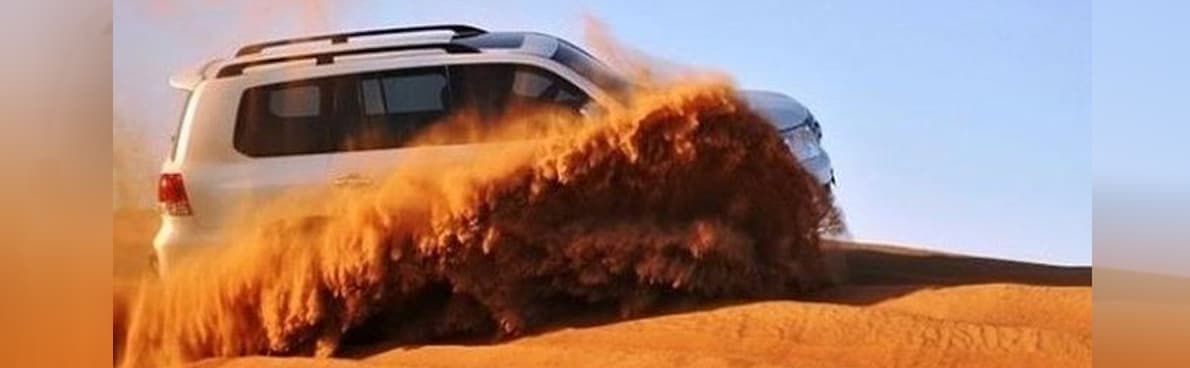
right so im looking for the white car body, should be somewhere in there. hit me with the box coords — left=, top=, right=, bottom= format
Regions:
left=152, top=25, right=834, bottom=274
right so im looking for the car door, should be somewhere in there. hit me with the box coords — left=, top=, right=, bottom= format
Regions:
left=322, top=65, right=460, bottom=187
left=202, top=77, right=338, bottom=224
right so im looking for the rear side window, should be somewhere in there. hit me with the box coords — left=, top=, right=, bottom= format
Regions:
left=235, top=79, right=337, bottom=157
left=268, top=85, right=320, bottom=117
left=234, top=63, right=588, bottom=157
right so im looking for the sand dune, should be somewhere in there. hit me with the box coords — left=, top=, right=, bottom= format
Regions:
left=356, top=286, right=1089, bottom=368
left=114, top=211, right=1093, bottom=367
left=118, top=236, right=1088, bottom=368
left=349, top=244, right=1091, bottom=368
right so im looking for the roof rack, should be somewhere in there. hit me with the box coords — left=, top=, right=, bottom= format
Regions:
left=234, top=24, right=487, bottom=57
left=216, top=43, right=480, bottom=78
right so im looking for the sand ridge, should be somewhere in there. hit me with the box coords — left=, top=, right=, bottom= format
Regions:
left=115, top=209, right=1092, bottom=367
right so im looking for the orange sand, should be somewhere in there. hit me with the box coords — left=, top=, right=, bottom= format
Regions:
left=116, top=210, right=1092, bottom=367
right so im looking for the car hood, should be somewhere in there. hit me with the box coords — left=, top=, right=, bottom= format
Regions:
left=739, top=90, right=812, bottom=130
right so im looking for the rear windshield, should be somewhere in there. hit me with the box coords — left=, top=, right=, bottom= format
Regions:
left=234, top=63, right=589, bottom=157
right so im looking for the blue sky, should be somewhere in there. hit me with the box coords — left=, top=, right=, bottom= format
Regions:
left=115, top=0, right=1091, bottom=266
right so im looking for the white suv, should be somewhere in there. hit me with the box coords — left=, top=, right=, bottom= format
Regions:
left=153, top=24, right=835, bottom=274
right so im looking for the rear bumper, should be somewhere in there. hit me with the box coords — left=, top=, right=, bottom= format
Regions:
left=152, top=218, right=224, bottom=275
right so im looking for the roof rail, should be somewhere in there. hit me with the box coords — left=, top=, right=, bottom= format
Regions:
left=216, top=43, right=480, bottom=78
left=234, top=24, right=488, bottom=57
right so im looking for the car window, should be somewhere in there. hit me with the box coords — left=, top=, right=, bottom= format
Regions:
left=268, top=85, right=320, bottom=117
left=449, top=63, right=589, bottom=118
left=511, top=66, right=588, bottom=108
left=345, top=67, right=450, bottom=150
left=371, top=74, right=447, bottom=114
left=235, top=80, right=335, bottom=157
left=234, top=64, right=588, bottom=157
left=550, top=40, right=630, bottom=98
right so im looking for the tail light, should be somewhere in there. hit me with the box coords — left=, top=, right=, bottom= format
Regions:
left=158, top=173, right=193, bottom=216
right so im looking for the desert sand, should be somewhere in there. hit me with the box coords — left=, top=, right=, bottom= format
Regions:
left=115, top=210, right=1093, bottom=368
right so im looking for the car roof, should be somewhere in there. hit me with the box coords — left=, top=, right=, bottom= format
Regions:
left=170, top=26, right=566, bottom=89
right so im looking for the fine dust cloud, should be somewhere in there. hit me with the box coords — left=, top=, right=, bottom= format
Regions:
left=114, top=33, right=842, bottom=368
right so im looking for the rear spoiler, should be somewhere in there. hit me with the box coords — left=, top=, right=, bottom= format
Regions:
left=168, top=59, right=223, bottom=90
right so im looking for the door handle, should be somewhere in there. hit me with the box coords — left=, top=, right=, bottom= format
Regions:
left=332, top=173, right=373, bottom=187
